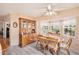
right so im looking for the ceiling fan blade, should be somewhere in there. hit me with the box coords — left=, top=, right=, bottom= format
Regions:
left=52, top=11, right=57, bottom=15
left=39, top=9, right=47, bottom=11
left=47, top=4, right=52, bottom=11
left=53, top=8, right=67, bottom=11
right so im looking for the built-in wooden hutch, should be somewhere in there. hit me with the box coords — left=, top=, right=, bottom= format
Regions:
left=19, top=18, right=36, bottom=47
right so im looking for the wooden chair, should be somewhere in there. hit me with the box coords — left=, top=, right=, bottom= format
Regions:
left=36, top=35, right=48, bottom=53
left=36, top=35, right=46, bottom=47
left=47, top=37, right=59, bottom=55
left=0, top=43, right=2, bottom=55
left=2, top=48, right=8, bottom=55
left=40, top=38, right=47, bottom=53
left=2, top=39, right=8, bottom=55
left=0, top=39, right=8, bottom=55
left=59, top=38, right=72, bottom=55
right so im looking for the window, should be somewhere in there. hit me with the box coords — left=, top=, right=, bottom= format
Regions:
left=39, top=18, right=76, bottom=37
left=50, top=22, right=61, bottom=34
left=42, top=26, right=49, bottom=34
left=63, top=19, right=76, bottom=36
left=41, top=21, right=61, bottom=35
left=40, top=21, right=49, bottom=35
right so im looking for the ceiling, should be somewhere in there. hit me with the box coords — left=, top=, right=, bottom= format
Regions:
left=0, top=3, right=79, bottom=17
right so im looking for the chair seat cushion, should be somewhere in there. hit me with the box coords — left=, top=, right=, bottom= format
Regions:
left=60, top=43, right=66, bottom=48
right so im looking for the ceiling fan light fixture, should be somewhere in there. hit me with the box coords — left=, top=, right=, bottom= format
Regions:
left=48, top=4, right=52, bottom=11
left=41, top=4, right=57, bottom=16
left=49, top=12, right=53, bottom=15
left=46, top=4, right=57, bottom=16
left=52, top=11, right=57, bottom=15
left=45, top=11, right=57, bottom=16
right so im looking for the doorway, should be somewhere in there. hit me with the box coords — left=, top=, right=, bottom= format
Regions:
left=6, top=24, right=10, bottom=46
left=6, top=27, right=9, bottom=38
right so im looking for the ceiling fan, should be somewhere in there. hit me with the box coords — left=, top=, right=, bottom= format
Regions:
left=40, top=4, right=57, bottom=16
left=46, top=4, right=57, bottom=16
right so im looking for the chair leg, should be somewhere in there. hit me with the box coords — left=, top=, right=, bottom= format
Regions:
left=44, top=47, right=46, bottom=54
left=2, top=49, right=8, bottom=55
left=36, top=41, right=38, bottom=48
left=66, top=49, right=70, bottom=55
left=64, top=49, right=70, bottom=55
left=49, top=49, right=54, bottom=55
left=47, top=46, right=50, bottom=52
left=42, top=45, right=46, bottom=54
left=58, top=47, right=60, bottom=55
left=36, top=41, right=40, bottom=49
left=55, top=50, right=59, bottom=55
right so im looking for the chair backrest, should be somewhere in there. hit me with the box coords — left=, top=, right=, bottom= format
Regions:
left=38, top=35, right=46, bottom=39
left=39, top=37, right=50, bottom=48
left=66, top=38, right=72, bottom=49
left=47, top=37, right=59, bottom=48
left=46, top=37, right=58, bottom=43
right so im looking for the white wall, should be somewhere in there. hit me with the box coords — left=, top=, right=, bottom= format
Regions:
left=10, top=14, right=19, bottom=46
left=2, top=14, right=10, bottom=38
left=36, top=20, right=49, bottom=35
left=36, top=17, right=76, bottom=35
left=71, top=16, right=79, bottom=53
left=1, top=14, right=19, bottom=46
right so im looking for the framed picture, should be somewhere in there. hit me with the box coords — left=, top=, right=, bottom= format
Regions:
left=13, top=22, right=18, bottom=28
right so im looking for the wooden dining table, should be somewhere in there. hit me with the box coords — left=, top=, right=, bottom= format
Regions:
left=36, top=34, right=66, bottom=54
left=43, top=34, right=65, bottom=42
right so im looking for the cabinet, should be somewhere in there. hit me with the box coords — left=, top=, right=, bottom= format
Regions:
left=19, top=18, right=36, bottom=47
